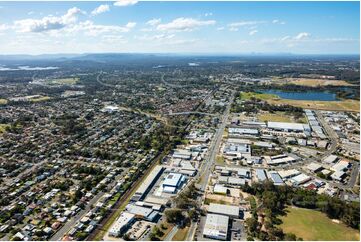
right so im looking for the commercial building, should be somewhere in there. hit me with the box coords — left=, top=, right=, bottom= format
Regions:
left=223, top=142, right=251, bottom=158
left=108, top=212, right=135, bottom=237
left=278, top=169, right=301, bottom=180
left=125, top=204, right=159, bottom=222
left=307, top=163, right=324, bottom=173
left=213, top=184, right=228, bottom=195
left=267, top=122, right=311, bottom=133
left=228, top=127, right=259, bottom=136
left=268, top=171, right=284, bottom=186
left=132, top=166, right=165, bottom=201
left=162, top=172, right=185, bottom=193
left=290, top=173, right=312, bottom=186
left=208, top=203, right=240, bottom=218
left=323, top=155, right=339, bottom=164
left=227, top=177, right=246, bottom=186
left=266, top=154, right=297, bottom=166
left=255, top=169, right=267, bottom=182
left=172, top=150, right=192, bottom=160
left=203, top=214, right=229, bottom=241
left=101, top=105, right=119, bottom=113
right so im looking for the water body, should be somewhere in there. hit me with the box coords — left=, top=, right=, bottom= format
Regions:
left=261, top=89, right=338, bottom=101
left=0, top=66, right=59, bottom=71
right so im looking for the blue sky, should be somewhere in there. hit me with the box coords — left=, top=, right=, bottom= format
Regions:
left=0, top=1, right=359, bottom=55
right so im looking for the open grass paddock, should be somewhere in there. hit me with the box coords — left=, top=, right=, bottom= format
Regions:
left=279, top=207, right=360, bottom=241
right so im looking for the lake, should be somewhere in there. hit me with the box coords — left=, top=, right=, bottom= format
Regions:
left=261, top=89, right=338, bottom=101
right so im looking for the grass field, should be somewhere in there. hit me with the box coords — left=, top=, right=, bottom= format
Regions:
left=29, top=96, right=51, bottom=102
left=0, top=124, right=10, bottom=133
left=257, top=112, right=307, bottom=123
left=240, top=92, right=279, bottom=101
left=215, top=155, right=225, bottom=165
left=0, top=99, right=7, bottom=104
left=279, top=207, right=360, bottom=241
left=268, top=98, right=360, bottom=112
left=47, top=78, right=79, bottom=85
left=239, top=91, right=359, bottom=112
left=204, top=197, right=232, bottom=205
left=274, top=78, right=354, bottom=87
left=159, top=221, right=173, bottom=240
left=172, top=226, right=190, bottom=241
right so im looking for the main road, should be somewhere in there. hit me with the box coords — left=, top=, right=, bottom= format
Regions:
left=186, top=89, right=235, bottom=241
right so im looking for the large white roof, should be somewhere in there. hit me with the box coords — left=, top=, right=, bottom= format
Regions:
left=203, top=214, right=229, bottom=239
left=268, top=122, right=308, bottom=131
left=163, top=173, right=183, bottom=187
left=208, top=203, right=240, bottom=217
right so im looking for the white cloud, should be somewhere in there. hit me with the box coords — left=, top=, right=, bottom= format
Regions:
left=67, top=20, right=136, bottom=36
left=136, top=33, right=175, bottom=41
left=14, top=7, right=84, bottom=32
left=249, top=30, right=258, bottom=36
left=295, top=32, right=310, bottom=40
left=114, top=0, right=138, bottom=7
left=27, top=11, right=35, bottom=15
left=91, top=4, right=110, bottom=16
left=281, top=36, right=291, bottom=41
left=125, top=22, right=136, bottom=28
left=164, top=39, right=198, bottom=45
left=274, top=19, right=286, bottom=25
left=216, top=27, right=224, bottom=31
left=146, top=18, right=161, bottom=26
left=0, top=24, right=10, bottom=32
left=229, top=27, right=238, bottom=32
left=157, top=17, right=216, bottom=32
left=205, top=12, right=213, bottom=17
left=229, top=20, right=265, bottom=27
left=102, top=35, right=127, bottom=44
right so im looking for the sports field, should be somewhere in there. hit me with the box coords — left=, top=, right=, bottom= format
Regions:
left=279, top=207, right=360, bottom=241
left=0, top=99, right=7, bottom=104
left=47, top=78, right=79, bottom=85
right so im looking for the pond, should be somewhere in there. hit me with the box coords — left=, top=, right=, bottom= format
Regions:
left=261, top=89, right=338, bottom=101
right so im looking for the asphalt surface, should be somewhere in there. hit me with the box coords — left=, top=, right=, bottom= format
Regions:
left=185, top=89, right=235, bottom=240
left=314, top=110, right=339, bottom=158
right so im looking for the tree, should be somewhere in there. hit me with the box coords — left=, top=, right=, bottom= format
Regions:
left=164, top=209, right=185, bottom=224
left=245, top=217, right=259, bottom=234
left=284, top=233, right=297, bottom=241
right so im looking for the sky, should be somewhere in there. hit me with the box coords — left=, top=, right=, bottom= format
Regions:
left=0, top=1, right=359, bottom=55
